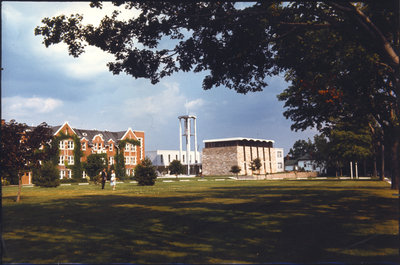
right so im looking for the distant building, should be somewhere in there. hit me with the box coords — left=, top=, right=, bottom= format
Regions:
left=284, top=154, right=326, bottom=174
left=202, top=137, right=284, bottom=176
left=147, top=150, right=201, bottom=166
left=19, top=121, right=145, bottom=184
left=147, top=150, right=202, bottom=174
left=54, top=122, right=145, bottom=178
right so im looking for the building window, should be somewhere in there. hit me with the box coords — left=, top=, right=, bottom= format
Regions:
left=68, top=170, right=72, bottom=178
left=277, top=151, right=282, bottom=158
left=168, top=154, right=171, bottom=163
left=125, top=143, right=136, bottom=151
left=60, top=170, right=65, bottom=179
left=109, top=157, right=114, bottom=165
left=125, top=157, right=129, bottom=165
left=59, top=156, right=64, bottom=165
left=68, top=156, right=74, bottom=165
left=110, top=143, right=113, bottom=152
left=278, top=162, right=283, bottom=169
left=59, top=141, right=65, bottom=150
left=138, top=138, right=143, bottom=159
left=68, top=140, right=74, bottom=150
left=160, top=155, right=164, bottom=164
left=132, top=156, right=137, bottom=165
left=82, top=142, right=86, bottom=151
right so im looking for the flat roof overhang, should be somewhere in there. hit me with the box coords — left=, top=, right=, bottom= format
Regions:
left=203, top=137, right=274, bottom=144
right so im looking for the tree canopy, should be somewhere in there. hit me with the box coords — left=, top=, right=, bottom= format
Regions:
left=0, top=120, right=53, bottom=201
left=34, top=2, right=400, bottom=188
left=288, top=139, right=315, bottom=160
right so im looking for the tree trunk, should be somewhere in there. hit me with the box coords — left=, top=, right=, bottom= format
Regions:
left=16, top=174, right=22, bottom=202
left=363, top=160, right=367, bottom=177
left=373, top=154, right=378, bottom=178
left=381, top=141, right=385, bottom=181
left=390, top=129, right=400, bottom=190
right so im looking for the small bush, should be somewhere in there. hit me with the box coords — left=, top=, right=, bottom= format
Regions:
left=34, top=161, right=60, bottom=187
left=134, top=158, right=157, bottom=186
left=230, top=165, right=241, bottom=176
left=1, top=177, right=10, bottom=186
left=168, top=160, right=185, bottom=177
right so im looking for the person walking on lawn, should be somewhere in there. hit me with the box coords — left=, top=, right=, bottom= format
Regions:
left=100, top=168, right=107, bottom=189
left=110, top=170, right=117, bottom=191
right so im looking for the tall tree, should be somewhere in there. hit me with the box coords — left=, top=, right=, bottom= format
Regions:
left=0, top=120, right=53, bottom=202
left=327, top=118, right=374, bottom=176
left=288, top=139, right=315, bottom=160
left=84, top=154, right=107, bottom=181
left=34, top=2, right=400, bottom=188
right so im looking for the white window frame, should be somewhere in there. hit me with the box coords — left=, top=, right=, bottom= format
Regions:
left=109, top=143, right=113, bottom=152
left=138, top=138, right=143, bottom=159
left=68, top=156, right=74, bottom=165
left=60, top=170, right=65, bottom=179
left=59, top=140, right=65, bottom=150
left=109, top=156, right=114, bottom=165
left=59, top=156, right=64, bottom=165
left=68, top=140, right=74, bottom=150
left=82, top=142, right=86, bottom=151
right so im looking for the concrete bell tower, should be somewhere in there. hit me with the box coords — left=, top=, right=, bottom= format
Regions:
left=178, top=115, right=198, bottom=175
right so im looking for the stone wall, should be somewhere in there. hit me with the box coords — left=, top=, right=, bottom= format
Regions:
left=202, top=146, right=239, bottom=175
left=266, top=171, right=319, bottom=179
left=236, top=171, right=319, bottom=180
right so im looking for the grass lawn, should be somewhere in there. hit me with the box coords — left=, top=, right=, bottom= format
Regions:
left=2, top=179, right=399, bottom=264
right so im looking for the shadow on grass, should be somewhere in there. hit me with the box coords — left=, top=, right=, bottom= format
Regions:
left=2, top=182, right=399, bottom=263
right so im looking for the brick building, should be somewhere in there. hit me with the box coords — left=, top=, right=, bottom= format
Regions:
left=21, top=122, right=145, bottom=184
left=202, top=137, right=284, bottom=176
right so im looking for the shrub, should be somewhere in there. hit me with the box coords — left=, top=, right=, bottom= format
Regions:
left=60, top=178, right=88, bottom=184
left=1, top=177, right=10, bottom=186
left=134, top=157, right=157, bottom=186
left=33, top=161, right=60, bottom=187
left=168, top=160, right=185, bottom=177
left=230, top=165, right=241, bottom=177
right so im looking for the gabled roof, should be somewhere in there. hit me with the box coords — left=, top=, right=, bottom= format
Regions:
left=120, top=128, right=138, bottom=141
left=53, top=121, right=77, bottom=136
left=50, top=122, right=141, bottom=145
left=74, top=128, right=126, bottom=144
left=297, top=154, right=313, bottom=161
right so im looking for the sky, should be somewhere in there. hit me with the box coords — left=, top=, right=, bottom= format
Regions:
left=1, top=2, right=317, bottom=155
